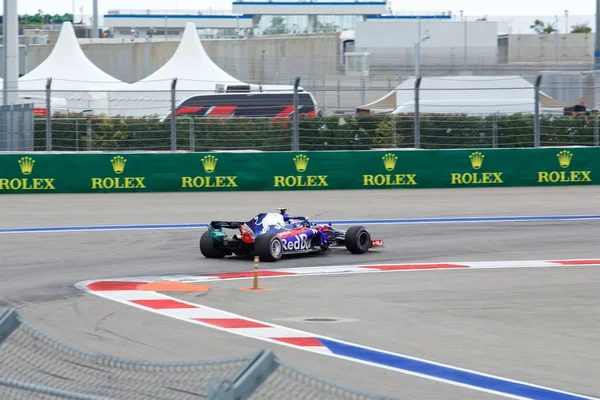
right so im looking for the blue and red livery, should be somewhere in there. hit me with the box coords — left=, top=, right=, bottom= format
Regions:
left=200, top=208, right=383, bottom=262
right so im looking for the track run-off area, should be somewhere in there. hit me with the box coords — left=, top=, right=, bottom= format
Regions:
left=1, top=187, right=600, bottom=399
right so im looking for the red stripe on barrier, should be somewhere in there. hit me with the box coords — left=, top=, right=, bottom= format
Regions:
left=550, top=259, right=600, bottom=265
left=212, top=271, right=296, bottom=279
left=130, top=299, right=198, bottom=309
left=361, top=264, right=468, bottom=271
left=194, top=318, right=270, bottom=329
left=87, top=281, right=146, bottom=291
left=271, top=337, right=324, bottom=347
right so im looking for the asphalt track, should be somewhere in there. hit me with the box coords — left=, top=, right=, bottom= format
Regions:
left=1, top=186, right=599, bottom=399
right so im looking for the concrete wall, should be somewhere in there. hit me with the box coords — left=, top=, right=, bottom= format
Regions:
left=19, top=34, right=341, bottom=84
left=354, top=20, right=499, bottom=67
left=5, top=32, right=595, bottom=89
left=508, top=33, right=593, bottom=63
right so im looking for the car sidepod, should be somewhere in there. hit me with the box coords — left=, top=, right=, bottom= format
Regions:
left=278, top=227, right=323, bottom=254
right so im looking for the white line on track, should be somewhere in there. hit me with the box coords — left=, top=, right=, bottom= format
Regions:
left=76, top=258, right=600, bottom=400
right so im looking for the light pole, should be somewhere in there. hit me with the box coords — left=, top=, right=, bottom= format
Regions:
left=2, top=0, right=18, bottom=105
left=413, top=28, right=430, bottom=150
left=597, top=0, right=600, bottom=69
left=92, top=0, right=99, bottom=38
left=414, top=30, right=431, bottom=78
left=564, top=10, right=569, bottom=33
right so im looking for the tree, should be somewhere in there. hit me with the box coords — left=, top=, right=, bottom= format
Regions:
left=316, top=21, right=337, bottom=33
left=19, top=10, right=74, bottom=25
left=263, top=16, right=286, bottom=35
left=571, top=22, right=592, bottom=33
left=530, top=19, right=556, bottom=34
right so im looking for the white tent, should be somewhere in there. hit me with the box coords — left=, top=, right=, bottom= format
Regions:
left=109, top=22, right=298, bottom=117
left=109, top=22, right=246, bottom=117
left=18, top=22, right=125, bottom=115
left=357, top=76, right=567, bottom=115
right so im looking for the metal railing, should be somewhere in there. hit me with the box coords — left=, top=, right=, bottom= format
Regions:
left=0, top=308, right=393, bottom=400
left=1, top=77, right=599, bottom=153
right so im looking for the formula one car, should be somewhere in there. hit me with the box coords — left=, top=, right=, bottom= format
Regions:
left=199, top=208, right=383, bottom=262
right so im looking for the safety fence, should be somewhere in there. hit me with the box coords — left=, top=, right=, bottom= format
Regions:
left=0, top=308, right=391, bottom=399
left=1, top=74, right=599, bottom=152
left=0, top=147, right=596, bottom=194
left=6, top=112, right=597, bottom=153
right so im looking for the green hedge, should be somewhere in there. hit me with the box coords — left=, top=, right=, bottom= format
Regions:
left=34, top=113, right=597, bottom=152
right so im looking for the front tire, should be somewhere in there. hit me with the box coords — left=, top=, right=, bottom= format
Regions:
left=200, top=231, right=225, bottom=259
left=254, top=233, right=283, bottom=262
left=344, top=226, right=371, bottom=254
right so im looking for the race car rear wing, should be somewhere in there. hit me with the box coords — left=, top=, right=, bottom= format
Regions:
left=208, top=221, right=244, bottom=230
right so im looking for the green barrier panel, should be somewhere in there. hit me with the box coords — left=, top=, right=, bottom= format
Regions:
left=0, top=147, right=596, bottom=194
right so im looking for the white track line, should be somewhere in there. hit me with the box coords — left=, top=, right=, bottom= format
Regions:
left=75, top=258, right=600, bottom=400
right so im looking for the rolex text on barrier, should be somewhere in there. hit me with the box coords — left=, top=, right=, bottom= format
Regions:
left=362, top=153, right=418, bottom=187
left=90, top=156, right=147, bottom=190
left=0, top=148, right=597, bottom=194
left=0, top=156, right=56, bottom=191
left=537, top=150, right=592, bottom=184
left=449, top=151, right=505, bottom=186
left=180, top=155, right=239, bottom=189
left=272, top=154, right=329, bottom=188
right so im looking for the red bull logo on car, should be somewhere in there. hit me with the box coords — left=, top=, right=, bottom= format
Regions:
left=281, top=232, right=312, bottom=251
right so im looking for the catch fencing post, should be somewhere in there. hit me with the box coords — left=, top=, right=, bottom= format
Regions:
left=208, top=349, right=277, bottom=400
left=414, top=76, right=422, bottom=149
left=359, top=70, right=365, bottom=107
left=492, top=113, right=498, bottom=148
left=594, top=115, right=599, bottom=147
left=75, top=118, right=79, bottom=151
left=0, top=308, right=21, bottom=345
left=337, top=80, right=340, bottom=109
left=534, top=75, right=541, bottom=148
left=45, top=78, right=52, bottom=152
left=392, top=115, right=397, bottom=148
left=86, top=116, right=92, bottom=150
left=292, top=77, right=300, bottom=151
left=171, top=78, right=177, bottom=152
left=189, top=118, right=195, bottom=152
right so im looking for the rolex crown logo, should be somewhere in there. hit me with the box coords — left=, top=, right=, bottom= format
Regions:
left=18, top=157, right=35, bottom=175
left=557, top=150, right=573, bottom=168
left=201, top=155, right=218, bottom=173
left=469, top=152, right=485, bottom=170
left=293, top=154, right=309, bottom=172
left=382, top=153, right=398, bottom=171
left=111, top=156, right=127, bottom=174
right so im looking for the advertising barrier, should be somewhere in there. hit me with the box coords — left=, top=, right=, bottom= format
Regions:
left=0, top=148, right=596, bottom=194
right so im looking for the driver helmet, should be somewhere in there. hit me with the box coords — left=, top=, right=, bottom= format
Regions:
left=278, top=207, right=290, bottom=220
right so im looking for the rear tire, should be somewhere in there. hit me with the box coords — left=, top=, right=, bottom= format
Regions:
left=254, top=233, right=283, bottom=262
left=344, top=226, right=371, bottom=254
left=200, top=231, right=225, bottom=259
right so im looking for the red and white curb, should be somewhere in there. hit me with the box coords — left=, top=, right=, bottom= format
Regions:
left=76, top=283, right=336, bottom=355
left=79, top=258, right=600, bottom=286
left=74, top=258, right=600, bottom=359
left=75, top=258, right=600, bottom=400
